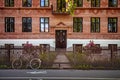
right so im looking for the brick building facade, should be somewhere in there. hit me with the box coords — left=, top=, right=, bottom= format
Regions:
left=0, top=0, right=120, bottom=51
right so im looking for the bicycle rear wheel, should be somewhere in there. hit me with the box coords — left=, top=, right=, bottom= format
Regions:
left=30, top=58, right=41, bottom=69
left=12, top=59, right=22, bottom=69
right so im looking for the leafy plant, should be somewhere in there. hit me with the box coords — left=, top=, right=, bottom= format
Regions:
left=39, top=53, right=56, bottom=68
left=0, top=65, right=10, bottom=69
left=66, top=0, right=76, bottom=16
left=75, top=64, right=92, bottom=69
left=66, top=53, right=91, bottom=69
left=111, top=58, right=120, bottom=69
left=66, top=52, right=120, bottom=70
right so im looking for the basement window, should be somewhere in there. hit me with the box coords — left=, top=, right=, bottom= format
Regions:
left=73, top=44, right=83, bottom=53
left=108, top=44, right=117, bottom=52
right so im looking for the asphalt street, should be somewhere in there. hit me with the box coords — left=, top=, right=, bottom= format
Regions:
left=0, top=69, right=120, bottom=80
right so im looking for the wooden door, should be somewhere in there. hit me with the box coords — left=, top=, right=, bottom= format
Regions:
left=56, top=30, right=67, bottom=48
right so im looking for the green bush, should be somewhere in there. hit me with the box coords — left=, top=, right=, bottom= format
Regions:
left=39, top=52, right=56, bottom=68
left=67, top=53, right=87, bottom=63
left=0, top=65, right=10, bottom=69
left=79, top=64, right=92, bottom=69
left=111, top=58, right=120, bottom=69
left=66, top=52, right=120, bottom=70
left=91, top=59, right=111, bottom=67
left=66, top=53, right=92, bottom=69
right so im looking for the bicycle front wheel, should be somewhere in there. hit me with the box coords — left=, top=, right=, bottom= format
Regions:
left=12, top=59, right=22, bottom=69
left=30, top=58, right=41, bottom=69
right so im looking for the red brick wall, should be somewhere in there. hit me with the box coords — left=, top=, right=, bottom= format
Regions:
left=0, top=0, right=120, bottom=39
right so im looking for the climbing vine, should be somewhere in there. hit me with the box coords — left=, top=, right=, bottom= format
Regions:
left=65, top=0, right=90, bottom=16
left=66, top=0, right=76, bottom=16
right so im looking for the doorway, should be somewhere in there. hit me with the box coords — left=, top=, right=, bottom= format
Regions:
left=55, top=30, right=67, bottom=49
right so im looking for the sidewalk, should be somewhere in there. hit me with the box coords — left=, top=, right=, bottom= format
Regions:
left=52, top=49, right=72, bottom=69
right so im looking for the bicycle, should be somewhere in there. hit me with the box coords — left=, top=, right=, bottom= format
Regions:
left=12, top=46, right=41, bottom=69
left=12, top=57, right=41, bottom=69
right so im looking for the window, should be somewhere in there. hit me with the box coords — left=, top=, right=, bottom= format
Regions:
left=109, top=0, right=118, bottom=7
left=22, top=0, right=32, bottom=7
left=91, top=17, right=100, bottom=33
left=57, top=0, right=66, bottom=12
left=91, top=0, right=100, bottom=7
left=73, top=44, right=83, bottom=53
left=108, top=18, right=117, bottom=33
left=108, top=44, right=117, bottom=52
left=73, top=17, right=83, bottom=32
left=5, top=0, right=14, bottom=7
left=40, top=0, right=49, bottom=7
left=74, top=0, right=83, bottom=7
left=22, top=17, right=32, bottom=32
left=5, top=17, right=15, bottom=32
left=5, top=44, right=14, bottom=49
left=40, top=17, right=49, bottom=32
left=96, top=44, right=100, bottom=48
left=40, top=44, right=50, bottom=54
